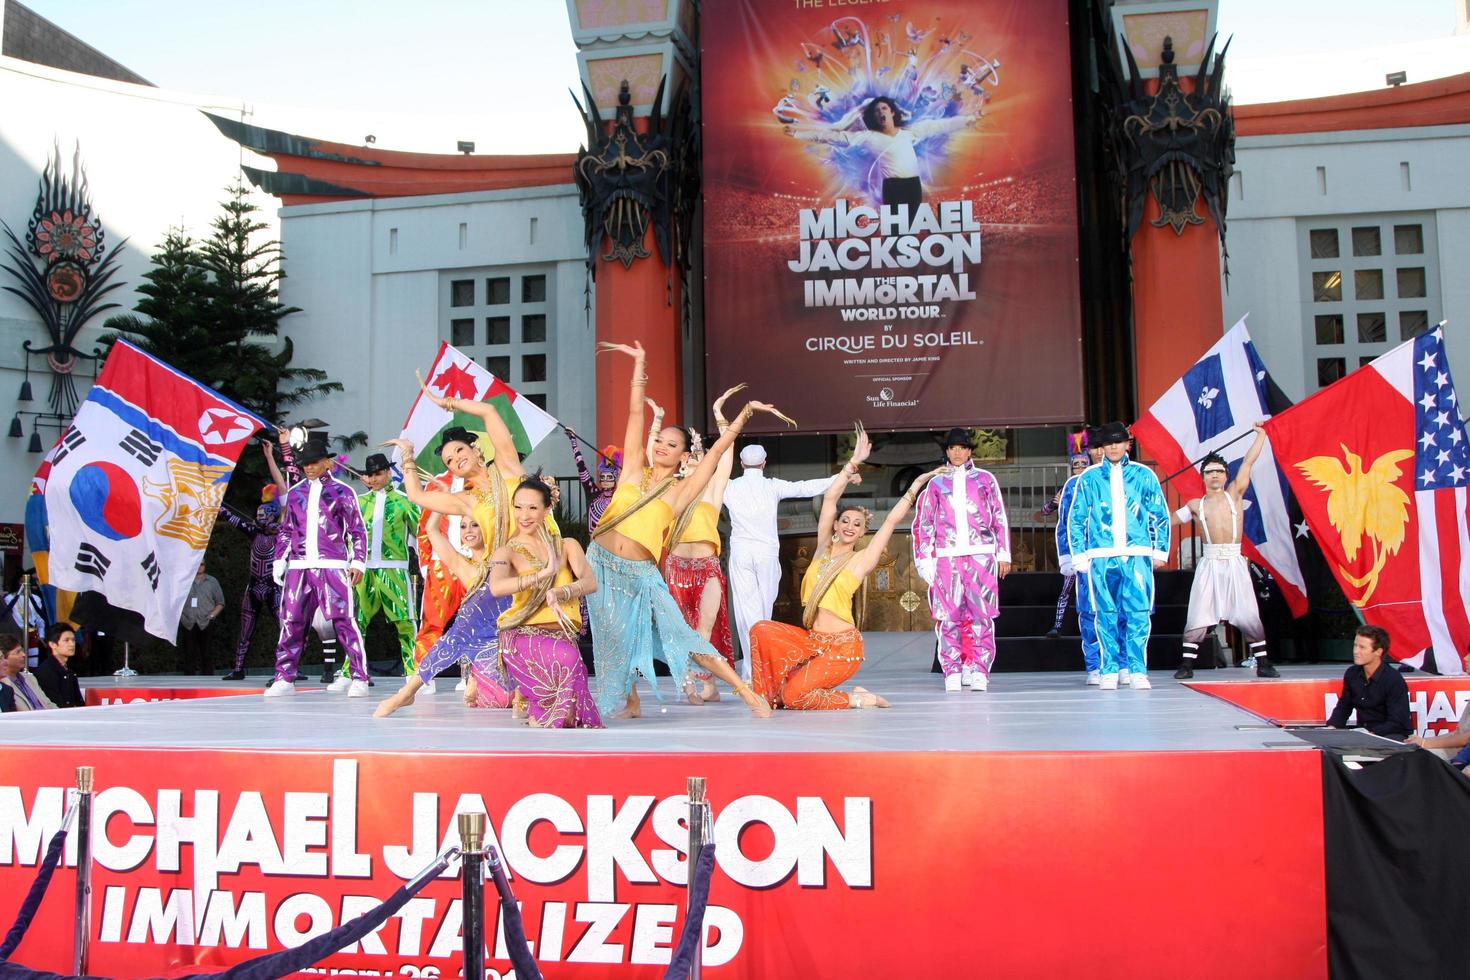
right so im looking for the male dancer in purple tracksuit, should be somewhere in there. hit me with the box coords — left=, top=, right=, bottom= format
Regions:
left=265, top=439, right=371, bottom=697
left=912, top=427, right=1011, bottom=692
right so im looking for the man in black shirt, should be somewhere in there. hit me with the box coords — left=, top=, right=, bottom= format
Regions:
left=1327, top=624, right=1412, bottom=739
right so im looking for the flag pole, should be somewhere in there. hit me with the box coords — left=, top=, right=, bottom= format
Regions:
left=1157, top=427, right=1258, bottom=485
left=562, top=424, right=620, bottom=468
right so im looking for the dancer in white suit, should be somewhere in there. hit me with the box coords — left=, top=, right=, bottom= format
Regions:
left=724, top=445, right=845, bottom=677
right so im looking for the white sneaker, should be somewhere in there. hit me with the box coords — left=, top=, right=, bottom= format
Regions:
left=422, top=680, right=437, bottom=695
left=970, top=674, right=988, bottom=692
left=1119, top=669, right=1132, bottom=686
left=327, top=675, right=351, bottom=692
left=1086, top=670, right=1101, bottom=686
left=454, top=679, right=467, bottom=692
left=263, top=679, right=295, bottom=698
left=347, top=680, right=370, bottom=698
left=944, top=673, right=962, bottom=693
left=1099, top=673, right=1119, bottom=690
left=1129, top=674, right=1153, bottom=690
left=961, top=667, right=977, bottom=688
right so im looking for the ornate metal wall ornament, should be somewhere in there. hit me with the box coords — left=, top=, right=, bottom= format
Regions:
left=1, top=144, right=125, bottom=414
left=572, top=78, right=700, bottom=279
left=1108, top=36, right=1235, bottom=258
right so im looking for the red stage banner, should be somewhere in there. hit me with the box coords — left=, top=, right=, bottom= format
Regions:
left=0, top=748, right=1324, bottom=978
left=1188, top=677, right=1470, bottom=735
left=701, top=0, right=1083, bottom=433
left=82, top=686, right=265, bottom=707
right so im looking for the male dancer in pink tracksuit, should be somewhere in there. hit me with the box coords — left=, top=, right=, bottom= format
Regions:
left=912, top=427, right=1011, bottom=692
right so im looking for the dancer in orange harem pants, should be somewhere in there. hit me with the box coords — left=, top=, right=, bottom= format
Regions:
left=749, top=425, right=942, bottom=711
left=412, top=474, right=467, bottom=665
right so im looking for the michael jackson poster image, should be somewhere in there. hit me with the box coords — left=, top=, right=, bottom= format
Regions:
left=702, top=0, right=1084, bottom=431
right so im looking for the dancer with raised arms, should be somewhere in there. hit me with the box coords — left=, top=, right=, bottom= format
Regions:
left=749, top=425, right=942, bottom=710
left=589, top=341, right=787, bottom=720
left=663, top=383, right=747, bottom=702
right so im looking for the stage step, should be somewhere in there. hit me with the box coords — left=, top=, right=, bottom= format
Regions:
left=1000, top=569, right=1194, bottom=607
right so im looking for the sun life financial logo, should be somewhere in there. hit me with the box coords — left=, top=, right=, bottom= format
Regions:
left=867, top=385, right=918, bottom=408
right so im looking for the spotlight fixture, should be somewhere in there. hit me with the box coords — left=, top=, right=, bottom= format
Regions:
left=1386, top=71, right=1407, bottom=87
left=365, top=134, right=377, bottom=144
left=8, top=415, right=22, bottom=438
left=457, top=140, right=475, bottom=155
left=17, top=379, right=32, bottom=402
left=27, top=430, right=42, bottom=453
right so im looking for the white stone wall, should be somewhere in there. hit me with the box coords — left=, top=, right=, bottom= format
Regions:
left=0, top=55, right=273, bottom=524
left=275, top=185, right=594, bottom=482
left=1225, top=124, right=1470, bottom=401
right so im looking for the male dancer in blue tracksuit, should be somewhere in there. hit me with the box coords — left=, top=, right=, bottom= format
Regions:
left=1055, top=428, right=1103, bottom=685
left=1066, top=422, right=1170, bottom=690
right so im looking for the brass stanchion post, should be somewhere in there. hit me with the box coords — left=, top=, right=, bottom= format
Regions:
left=72, top=766, right=94, bottom=975
left=458, top=812, right=486, bottom=980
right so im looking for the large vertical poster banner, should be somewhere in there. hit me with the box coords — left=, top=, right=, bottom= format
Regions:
left=702, top=0, right=1084, bottom=432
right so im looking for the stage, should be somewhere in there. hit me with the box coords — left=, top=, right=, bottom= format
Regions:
left=9, top=633, right=1452, bottom=979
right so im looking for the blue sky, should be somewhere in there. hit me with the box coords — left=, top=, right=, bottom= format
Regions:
left=14, top=0, right=1459, bottom=152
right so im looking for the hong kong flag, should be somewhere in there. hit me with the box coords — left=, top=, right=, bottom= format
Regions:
left=1263, top=326, right=1469, bottom=673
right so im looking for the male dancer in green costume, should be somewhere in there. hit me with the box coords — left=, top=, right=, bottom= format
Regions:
left=330, top=452, right=422, bottom=684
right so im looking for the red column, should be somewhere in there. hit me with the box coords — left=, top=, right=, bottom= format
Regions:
left=594, top=223, right=683, bottom=447
left=1130, top=199, right=1225, bottom=410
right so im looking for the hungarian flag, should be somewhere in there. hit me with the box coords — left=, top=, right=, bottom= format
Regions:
left=1263, top=325, right=1470, bottom=673
left=37, top=342, right=267, bottom=641
left=1132, top=317, right=1312, bottom=615
left=396, top=342, right=559, bottom=473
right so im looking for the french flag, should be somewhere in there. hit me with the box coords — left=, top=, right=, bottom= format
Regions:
left=1132, top=317, right=1311, bottom=616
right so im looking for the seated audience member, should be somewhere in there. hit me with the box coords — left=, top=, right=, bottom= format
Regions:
left=1326, top=625, right=1412, bottom=740
left=0, top=633, right=55, bottom=711
left=34, top=624, right=84, bottom=708
left=0, top=643, right=15, bottom=713
left=1407, top=645, right=1470, bottom=769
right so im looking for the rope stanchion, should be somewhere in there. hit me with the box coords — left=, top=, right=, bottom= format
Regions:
left=0, top=793, right=78, bottom=961
left=665, top=777, right=717, bottom=980
left=71, top=768, right=93, bottom=976
left=681, top=777, right=713, bottom=980
left=485, top=846, right=541, bottom=980
left=457, top=813, right=486, bottom=980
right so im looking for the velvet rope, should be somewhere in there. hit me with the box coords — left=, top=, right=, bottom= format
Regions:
left=0, top=850, right=456, bottom=980
left=663, top=842, right=718, bottom=980
left=486, top=849, right=541, bottom=980
left=0, top=826, right=69, bottom=961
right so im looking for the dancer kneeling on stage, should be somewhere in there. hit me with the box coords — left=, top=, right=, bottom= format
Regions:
left=375, top=514, right=511, bottom=717
left=588, top=341, right=782, bottom=720
left=1172, top=424, right=1279, bottom=679
left=750, top=427, right=940, bottom=710
left=487, top=478, right=603, bottom=728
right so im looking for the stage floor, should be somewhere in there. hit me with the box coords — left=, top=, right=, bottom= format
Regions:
left=3, top=632, right=1339, bottom=755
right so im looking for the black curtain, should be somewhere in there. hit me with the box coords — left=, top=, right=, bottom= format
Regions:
left=1322, top=750, right=1470, bottom=980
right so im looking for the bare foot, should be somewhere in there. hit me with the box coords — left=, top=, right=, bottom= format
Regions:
left=699, top=680, right=720, bottom=702
left=612, top=688, right=642, bottom=720
left=852, top=686, right=890, bottom=708
left=374, top=688, right=416, bottom=718
left=683, top=678, right=706, bottom=706
left=511, top=693, right=529, bottom=719
left=462, top=676, right=478, bottom=706
left=735, top=683, right=773, bottom=719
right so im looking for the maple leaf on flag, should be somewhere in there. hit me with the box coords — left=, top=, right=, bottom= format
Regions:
left=431, top=362, right=479, bottom=401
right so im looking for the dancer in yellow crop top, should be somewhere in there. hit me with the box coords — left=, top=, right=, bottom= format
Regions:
left=662, top=384, right=744, bottom=701
left=486, top=478, right=602, bottom=729
left=384, top=377, right=557, bottom=556
left=588, top=341, right=790, bottom=720
left=750, top=425, right=944, bottom=710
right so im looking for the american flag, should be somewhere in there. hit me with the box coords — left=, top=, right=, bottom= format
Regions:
left=1265, top=325, right=1469, bottom=673
left=1409, top=327, right=1470, bottom=669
